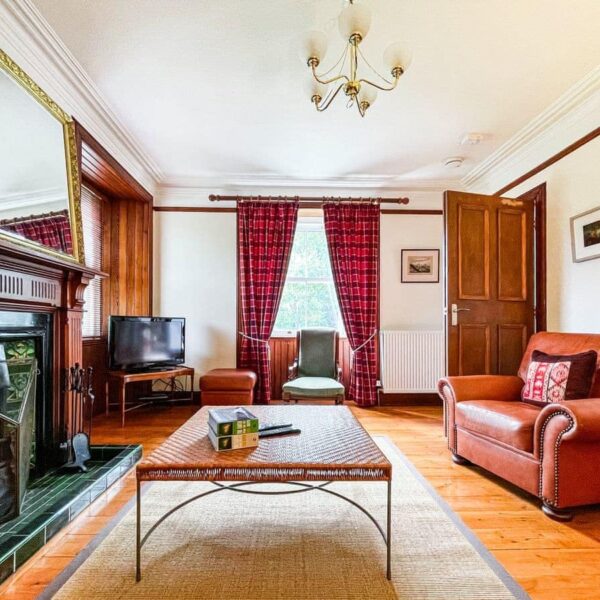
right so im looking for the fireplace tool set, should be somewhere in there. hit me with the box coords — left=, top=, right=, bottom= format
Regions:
left=64, top=364, right=95, bottom=472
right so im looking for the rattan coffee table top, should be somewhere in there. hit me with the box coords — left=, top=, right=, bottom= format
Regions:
left=137, top=405, right=391, bottom=482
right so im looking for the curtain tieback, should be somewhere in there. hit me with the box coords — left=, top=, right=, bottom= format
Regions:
left=238, top=332, right=269, bottom=344
left=353, top=330, right=378, bottom=353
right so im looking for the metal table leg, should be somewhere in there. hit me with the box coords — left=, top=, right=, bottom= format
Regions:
left=136, top=479, right=141, bottom=582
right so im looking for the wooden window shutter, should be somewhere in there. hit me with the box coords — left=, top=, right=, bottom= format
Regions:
left=81, top=186, right=106, bottom=338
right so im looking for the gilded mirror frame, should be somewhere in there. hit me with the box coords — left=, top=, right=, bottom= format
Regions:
left=0, top=49, right=84, bottom=263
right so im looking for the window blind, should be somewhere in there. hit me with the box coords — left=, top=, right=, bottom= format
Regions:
left=81, top=186, right=106, bottom=338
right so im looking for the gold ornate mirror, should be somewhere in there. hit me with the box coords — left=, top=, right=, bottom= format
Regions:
left=0, top=50, right=83, bottom=263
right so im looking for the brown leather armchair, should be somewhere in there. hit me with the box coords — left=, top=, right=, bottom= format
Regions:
left=439, top=332, right=600, bottom=521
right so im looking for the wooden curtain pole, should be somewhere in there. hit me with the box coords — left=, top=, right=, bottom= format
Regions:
left=208, top=194, right=409, bottom=206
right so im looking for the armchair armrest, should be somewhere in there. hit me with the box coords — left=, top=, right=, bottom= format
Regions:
left=336, top=363, right=342, bottom=382
left=536, top=399, right=600, bottom=444
left=438, top=375, right=524, bottom=404
left=287, top=358, right=298, bottom=382
left=535, top=399, right=600, bottom=509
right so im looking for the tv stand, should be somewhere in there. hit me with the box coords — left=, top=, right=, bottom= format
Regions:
left=106, top=366, right=195, bottom=427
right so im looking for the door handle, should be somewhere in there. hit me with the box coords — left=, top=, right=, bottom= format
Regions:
left=451, top=303, right=471, bottom=326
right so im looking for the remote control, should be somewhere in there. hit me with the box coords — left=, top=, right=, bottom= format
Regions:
left=259, top=422, right=293, bottom=432
left=259, top=426, right=301, bottom=438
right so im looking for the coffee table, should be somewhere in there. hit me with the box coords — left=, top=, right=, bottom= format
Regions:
left=135, top=405, right=393, bottom=581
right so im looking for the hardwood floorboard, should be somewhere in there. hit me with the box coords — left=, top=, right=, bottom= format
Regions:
left=0, top=402, right=599, bottom=599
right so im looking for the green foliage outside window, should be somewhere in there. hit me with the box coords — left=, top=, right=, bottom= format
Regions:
left=274, top=219, right=343, bottom=333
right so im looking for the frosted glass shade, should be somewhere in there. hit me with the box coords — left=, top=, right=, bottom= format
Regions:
left=299, top=31, right=328, bottom=63
left=383, top=42, right=412, bottom=72
left=304, top=79, right=328, bottom=101
left=338, top=2, right=372, bottom=40
left=359, top=85, right=377, bottom=106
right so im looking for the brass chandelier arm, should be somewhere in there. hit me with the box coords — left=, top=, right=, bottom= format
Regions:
left=358, top=77, right=400, bottom=92
left=311, top=64, right=349, bottom=86
left=315, top=82, right=345, bottom=112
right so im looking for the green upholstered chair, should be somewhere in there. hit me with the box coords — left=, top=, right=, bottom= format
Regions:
left=282, top=328, right=344, bottom=405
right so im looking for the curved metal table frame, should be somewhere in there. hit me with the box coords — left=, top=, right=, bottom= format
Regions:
left=136, top=478, right=392, bottom=581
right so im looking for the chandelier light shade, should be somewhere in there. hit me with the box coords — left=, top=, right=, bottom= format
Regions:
left=302, top=0, right=409, bottom=117
left=338, top=2, right=372, bottom=40
left=299, top=30, right=328, bottom=64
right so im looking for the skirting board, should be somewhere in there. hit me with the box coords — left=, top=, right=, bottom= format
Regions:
left=379, top=392, right=441, bottom=406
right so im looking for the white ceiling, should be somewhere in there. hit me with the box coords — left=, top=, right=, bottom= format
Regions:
left=31, top=0, right=600, bottom=188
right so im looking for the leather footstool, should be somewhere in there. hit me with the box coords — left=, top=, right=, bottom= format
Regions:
left=199, top=369, right=257, bottom=406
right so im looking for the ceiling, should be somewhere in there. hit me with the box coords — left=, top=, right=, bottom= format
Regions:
left=32, top=0, right=600, bottom=188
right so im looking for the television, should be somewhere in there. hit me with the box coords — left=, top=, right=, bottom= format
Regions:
left=108, top=316, right=185, bottom=371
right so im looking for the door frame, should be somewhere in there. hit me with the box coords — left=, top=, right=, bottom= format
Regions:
left=517, top=182, right=547, bottom=333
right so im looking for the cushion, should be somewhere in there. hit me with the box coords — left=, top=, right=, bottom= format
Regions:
left=455, top=400, right=541, bottom=453
left=282, top=377, right=344, bottom=398
left=522, top=350, right=598, bottom=406
left=298, top=328, right=337, bottom=378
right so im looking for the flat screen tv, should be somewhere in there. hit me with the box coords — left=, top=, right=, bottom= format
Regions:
left=108, top=316, right=185, bottom=371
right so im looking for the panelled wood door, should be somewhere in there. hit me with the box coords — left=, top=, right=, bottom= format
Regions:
left=445, top=191, right=535, bottom=376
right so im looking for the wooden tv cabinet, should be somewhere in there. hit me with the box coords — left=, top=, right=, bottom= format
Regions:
left=106, top=366, right=195, bottom=427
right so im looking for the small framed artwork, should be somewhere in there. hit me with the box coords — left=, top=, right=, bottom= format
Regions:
left=401, top=249, right=440, bottom=283
left=571, top=206, right=600, bottom=263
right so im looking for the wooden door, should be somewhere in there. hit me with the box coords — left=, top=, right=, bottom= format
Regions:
left=445, top=191, right=535, bottom=376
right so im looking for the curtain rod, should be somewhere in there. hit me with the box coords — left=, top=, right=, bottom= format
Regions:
left=0, top=209, right=69, bottom=226
left=208, top=194, right=409, bottom=205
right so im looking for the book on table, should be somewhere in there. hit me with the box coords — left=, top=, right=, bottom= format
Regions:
left=208, top=407, right=259, bottom=436
left=208, top=427, right=259, bottom=451
left=207, top=407, right=259, bottom=451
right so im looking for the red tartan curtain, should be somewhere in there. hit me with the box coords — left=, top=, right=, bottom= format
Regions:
left=323, top=202, right=380, bottom=406
left=238, top=200, right=299, bottom=404
left=0, top=210, right=73, bottom=254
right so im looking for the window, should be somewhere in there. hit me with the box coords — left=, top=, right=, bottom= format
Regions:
left=81, top=186, right=106, bottom=338
left=273, top=215, right=344, bottom=335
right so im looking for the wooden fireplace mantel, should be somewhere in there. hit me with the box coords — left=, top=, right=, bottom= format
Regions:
left=0, top=237, right=102, bottom=445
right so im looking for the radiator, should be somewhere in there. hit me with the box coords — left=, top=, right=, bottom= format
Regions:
left=380, top=330, right=445, bottom=393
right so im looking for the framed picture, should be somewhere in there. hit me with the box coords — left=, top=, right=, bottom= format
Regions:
left=401, top=249, right=440, bottom=283
left=571, top=206, right=600, bottom=263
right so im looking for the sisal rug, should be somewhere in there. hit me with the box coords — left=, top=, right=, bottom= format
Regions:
left=44, top=438, right=528, bottom=600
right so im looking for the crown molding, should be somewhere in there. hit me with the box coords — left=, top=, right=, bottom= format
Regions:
left=462, top=66, right=600, bottom=194
left=0, top=0, right=162, bottom=193
left=0, top=187, right=66, bottom=210
left=158, top=173, right=460, bottom=201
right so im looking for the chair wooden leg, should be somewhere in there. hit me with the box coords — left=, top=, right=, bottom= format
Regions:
left=542, top=502, right=574, bottom=522
left=282, top=392, right=290, bottom=404
left=451, top=453, right=471, bottom=466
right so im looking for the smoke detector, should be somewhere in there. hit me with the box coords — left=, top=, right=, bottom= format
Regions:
left=444, top=156, right=464, bottom=169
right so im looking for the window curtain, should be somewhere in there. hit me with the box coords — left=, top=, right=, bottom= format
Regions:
left=0, top=210, right=73, bottom=254
left=323, top=202, right=379, bottom=406
left=238, top=199, right=299, bottom=404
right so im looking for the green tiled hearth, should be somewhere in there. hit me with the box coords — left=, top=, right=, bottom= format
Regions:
left=0, top=444, right=142, bottom=584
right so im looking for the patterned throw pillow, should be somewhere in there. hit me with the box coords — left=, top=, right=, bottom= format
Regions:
left=522, top=350, right=598, bottom=406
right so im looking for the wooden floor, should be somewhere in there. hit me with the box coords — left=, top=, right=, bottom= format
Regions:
left=2, top=403, right=600, bottom=599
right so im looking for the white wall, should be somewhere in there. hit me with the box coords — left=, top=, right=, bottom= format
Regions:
left=506, top=135, right=600, bottom=333
left=153, top=189, right=446, bottom=385
left=153, top=211, right=238, bottom=379
left=380, top=213, right=444, bottom=330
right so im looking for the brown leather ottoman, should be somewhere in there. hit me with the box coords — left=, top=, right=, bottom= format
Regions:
left=199, top=368, right=257, bottom=406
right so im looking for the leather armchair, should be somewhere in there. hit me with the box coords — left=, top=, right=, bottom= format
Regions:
left=439, top=332, right=600, bottom=520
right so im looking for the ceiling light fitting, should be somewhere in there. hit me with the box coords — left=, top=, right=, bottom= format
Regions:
left=301, top=0, right=410, bottom=118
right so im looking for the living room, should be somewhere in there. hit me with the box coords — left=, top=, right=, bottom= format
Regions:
left=0, top=1, right=599, bottom=598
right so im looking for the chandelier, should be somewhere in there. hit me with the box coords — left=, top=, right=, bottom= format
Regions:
left=301, top=0, right=410, bottom=117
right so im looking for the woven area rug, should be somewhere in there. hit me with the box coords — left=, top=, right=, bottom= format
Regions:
left=44, top=437, right=528, bottom=600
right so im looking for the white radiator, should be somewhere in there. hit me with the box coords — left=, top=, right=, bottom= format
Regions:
left=380, top=330, right=445, bottom=393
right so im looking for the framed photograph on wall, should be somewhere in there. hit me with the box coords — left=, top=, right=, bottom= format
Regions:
left=571, top=206, right=600, bottom=263
left=401, top=249, right=440, bottom=283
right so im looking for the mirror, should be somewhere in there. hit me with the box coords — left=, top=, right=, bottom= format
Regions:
left=0, top=50, right=83, bottom=262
